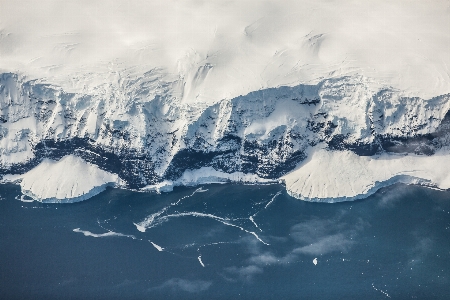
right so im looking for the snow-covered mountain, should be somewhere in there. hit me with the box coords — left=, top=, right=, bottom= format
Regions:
left=1, top=72, right=449, bottom=202
left=1, top=0, right=449, bottom=202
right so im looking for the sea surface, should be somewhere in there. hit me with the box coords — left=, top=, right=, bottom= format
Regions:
left=1, top=183, right=449, bottom=299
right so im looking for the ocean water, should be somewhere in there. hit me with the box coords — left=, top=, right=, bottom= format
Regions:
left=0, top=183, right=449, bottom=299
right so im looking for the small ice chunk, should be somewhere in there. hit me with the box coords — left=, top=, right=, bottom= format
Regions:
left=150, top=241, right=164, bottom=251
left=133, top=222, right=147, bottom=233
left=198, top=255, right=205, bottom=267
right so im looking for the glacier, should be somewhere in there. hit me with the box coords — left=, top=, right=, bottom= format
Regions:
left=1, top=0, right=450, bottom=202
left=0, top=73, right=449, bottom=202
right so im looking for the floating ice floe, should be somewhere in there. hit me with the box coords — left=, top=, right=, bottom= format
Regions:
left=150, top=241, right=164, bottom=252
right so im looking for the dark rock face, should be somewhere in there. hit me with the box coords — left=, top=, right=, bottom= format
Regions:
left=333, top=110, right=450, bottom=156
left=0, top=138, right=157, bottom=189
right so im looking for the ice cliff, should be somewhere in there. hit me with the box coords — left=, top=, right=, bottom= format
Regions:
left=0, top=73, right=449, bottom=202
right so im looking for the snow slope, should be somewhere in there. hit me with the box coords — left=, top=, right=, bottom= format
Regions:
left=16, top=155, right=121, bottom=203
left=283, top=147, right=450, bottom=202
left=1, top=0, right=449, bottom=101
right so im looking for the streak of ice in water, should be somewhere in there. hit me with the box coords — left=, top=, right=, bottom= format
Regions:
left=162, top=212, right=269, bottom=245
left=150, top=241, right=164, bottom=251
left=264, top=191, right=281, bottom=209
left=371, top=283, right=391, bottom=298
left=172, top=187, right=208, bottom=206
left=198, top=255, right=205, bottom=267
left=73, top=228, right=136, bottom=239
left=249, top=216, right=262, bottom=232
left=134, top=207, right=169, bottom=232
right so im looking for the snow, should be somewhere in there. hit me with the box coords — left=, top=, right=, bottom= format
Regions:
left=282, top=147, right=450, bottom=202
left=142, top=181, right=175, bottom=194
left=142, top=167, right=276, bottom=193
left=1, top=0, right=449, bottom=101
left=244, top=96, right=312, bottom=139
left=16, top=155, right=122, bottom=203
left=0, top=173, right=22, bottom=184
left=1, top=1, right=450, bottom=204
left=7, top=146, right=448, bottom=203
left=143, top=148, right=450, bottom=203
left=177, top=167, right=275, bottom=186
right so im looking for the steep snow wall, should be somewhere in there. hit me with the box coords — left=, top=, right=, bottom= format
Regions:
left=1, top=73, right=450, bottom=202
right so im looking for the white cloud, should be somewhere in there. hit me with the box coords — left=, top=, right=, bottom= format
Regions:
left=224, top=212, right=367, bottom=280
left=225, top=265, right=263, bottom=282
left=292, top=233, right=354, bottom=255
left=150, top=278, right=212, bottom=293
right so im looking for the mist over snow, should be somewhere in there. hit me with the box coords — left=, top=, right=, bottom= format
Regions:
left=1, top=0, right=450, bottom=100
left=0, top=0, right=450, bottom=202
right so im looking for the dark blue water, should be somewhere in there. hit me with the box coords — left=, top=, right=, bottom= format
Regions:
left=1, top=183, right=449, bottom=299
